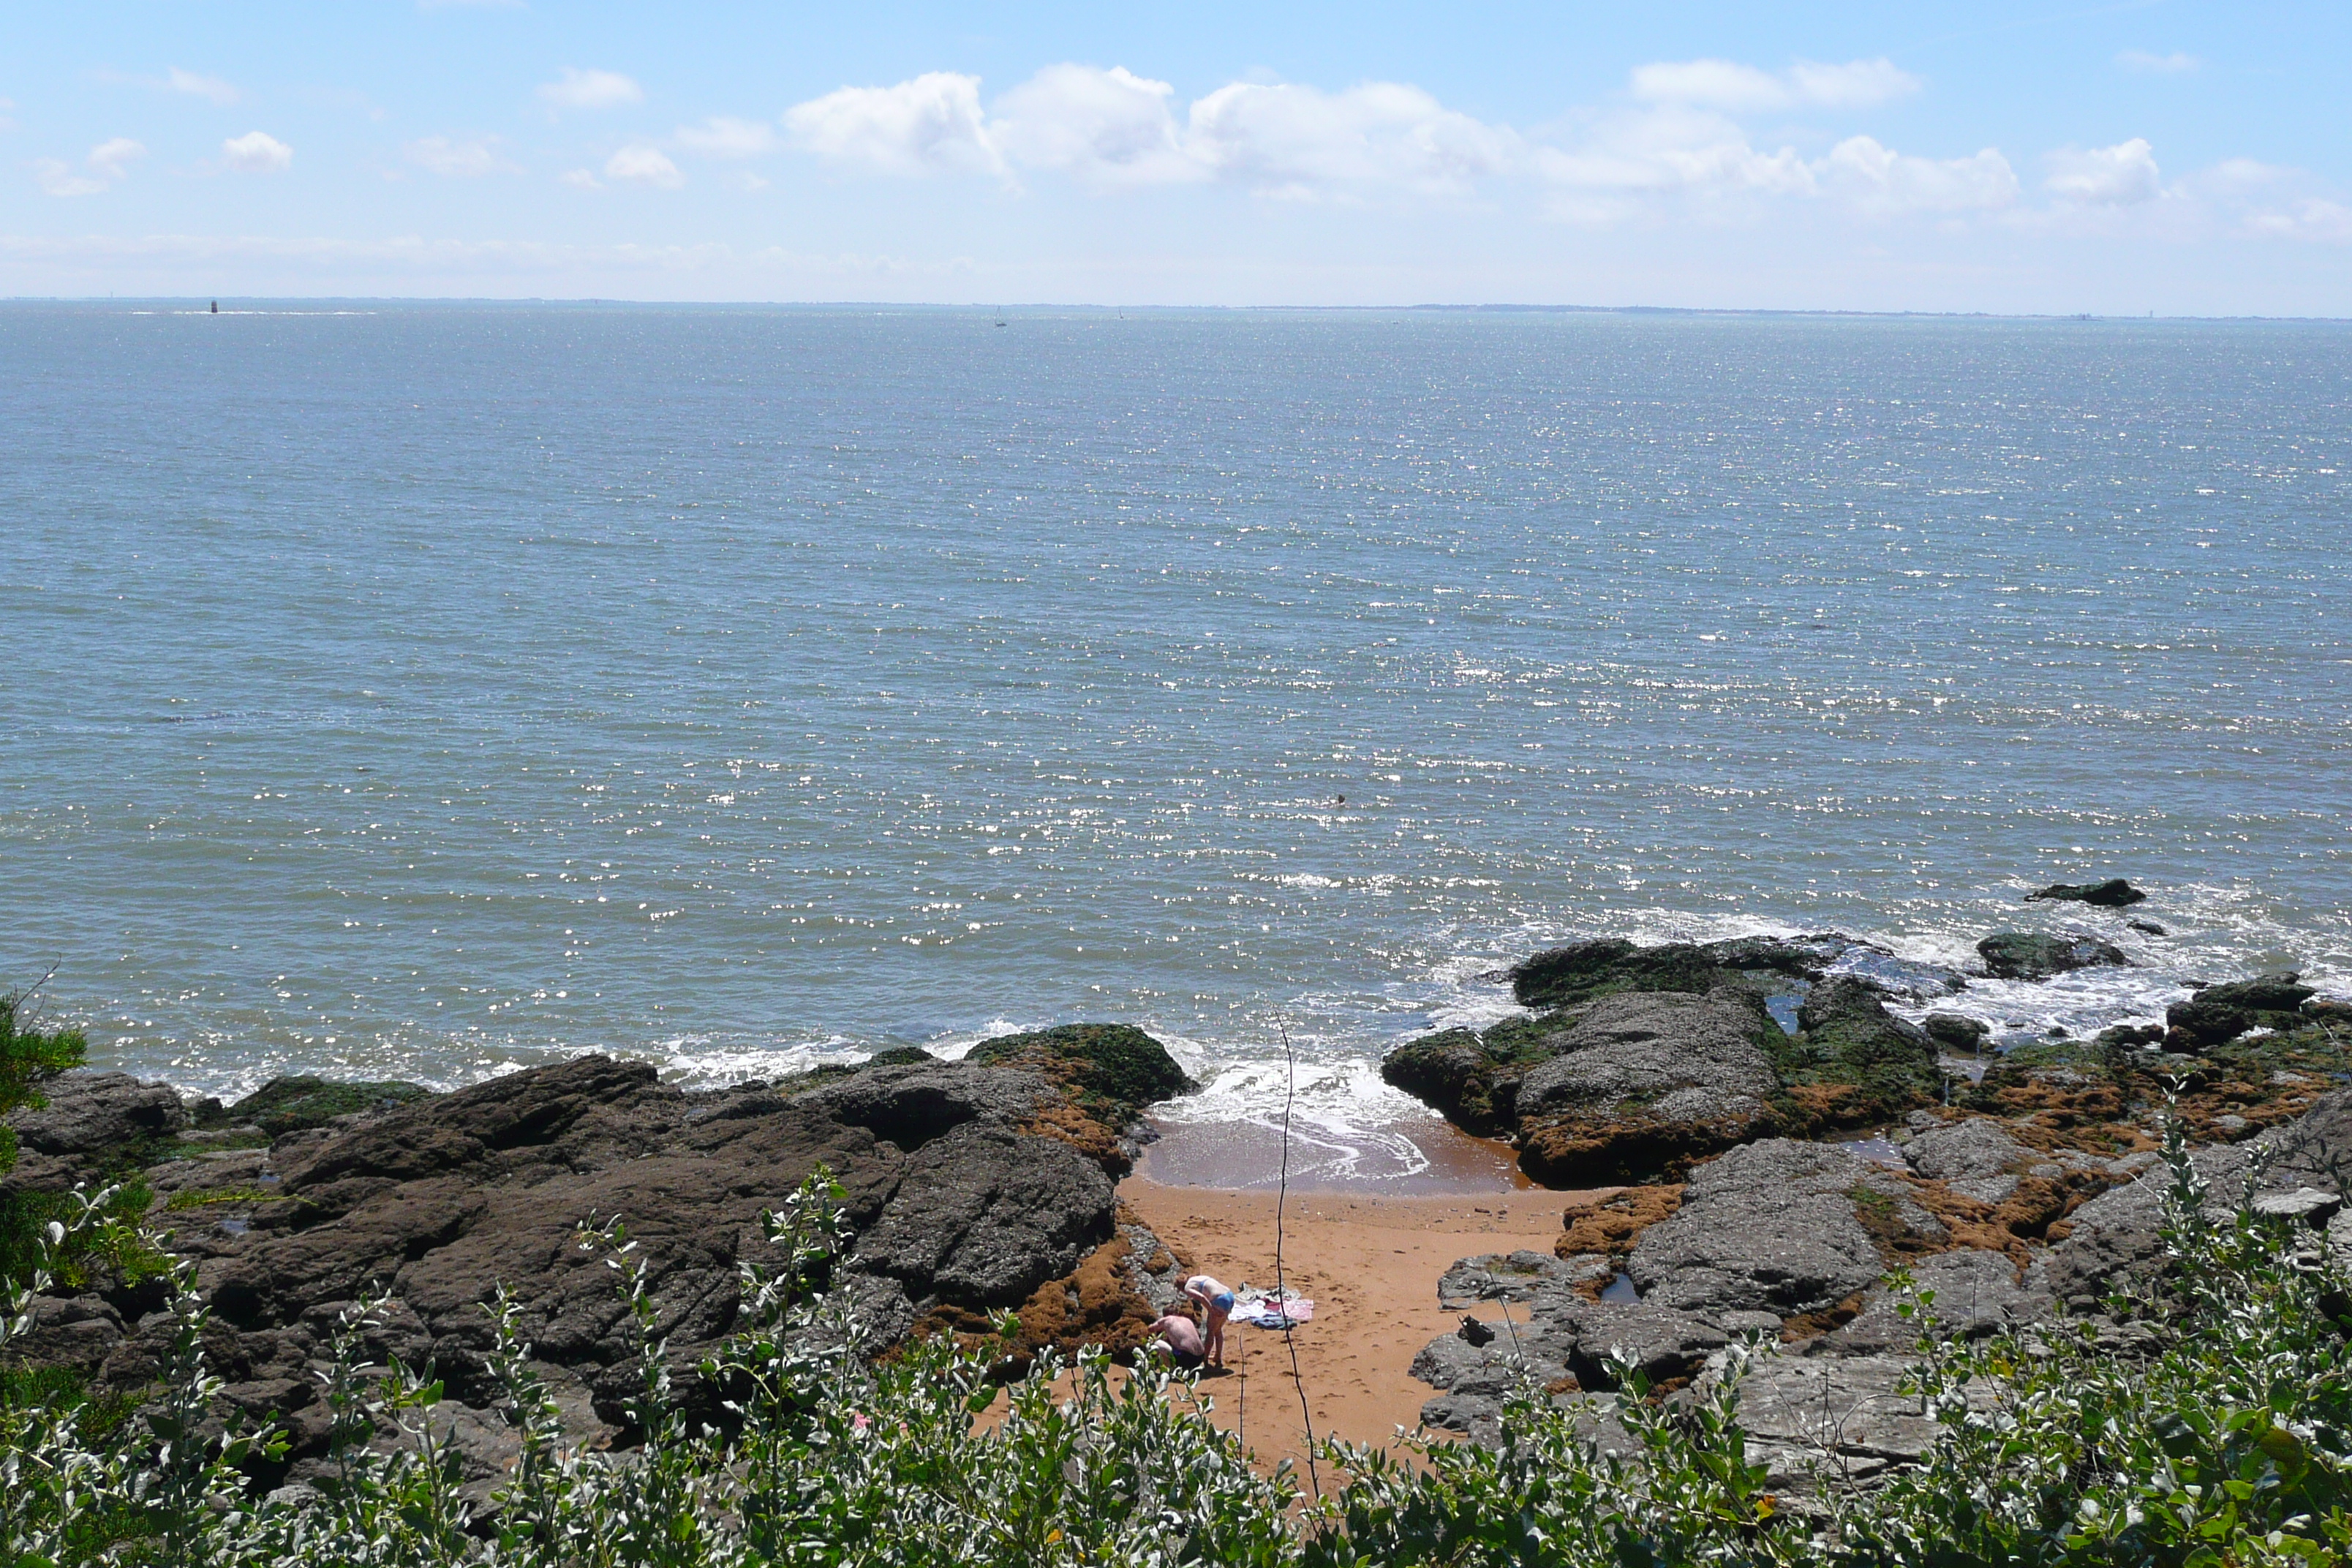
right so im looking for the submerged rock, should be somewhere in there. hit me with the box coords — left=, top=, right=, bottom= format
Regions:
left=1975, top=931, right=2130, bottom=980
left=2026, top=878, right=2148, bottom=908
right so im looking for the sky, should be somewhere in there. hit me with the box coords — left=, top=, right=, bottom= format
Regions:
left=4, top=2, right=2348, bottom=312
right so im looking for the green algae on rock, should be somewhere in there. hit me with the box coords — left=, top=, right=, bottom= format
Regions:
left=965, top=1023, right=1194, bottom=1132
left=200, top=1075, right=434, bottom=1137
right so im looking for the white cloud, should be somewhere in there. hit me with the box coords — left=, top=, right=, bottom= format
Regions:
left=405, top=135, right=513, bottom=177
left=1185, top=80, right=1516, bottom=193
left=1531, top=106, right=1811, bottom=205
left=34, top=136, right=147, bottom=195
left=168, top=67, right=241, bottom=105
left=537, top=68, right=644, bottom=112
left=992, top=64, right=1194, bottom=186
left=222, top=130, right=293, bottom=172
left=2046, top=138, right=2159, bottom=205
left=673, top=116, right=777, bottom=158
left=1822, top=135, right=2017, bottom=212
left=784, top=72, right=1002, bottom=176
left=1787, top=59, right=1922, bottom=108
left=559, top=167, right=601, bottom=189
left=1630, top=56, right=1919, bottom=112
left=31, top=159, right=107, bottom=197
left=87, top=137, right=147, bottom=178
left=2118, top=50, right=2200, bottom=75
left=604, top=145, right=682, bottom=187
left=2247, top=198, right=2352, bottom=243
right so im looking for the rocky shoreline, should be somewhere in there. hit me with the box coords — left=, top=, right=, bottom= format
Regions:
left=1379, top=900, right=2352, bottom=1482
left=8, top=891, right=2352, bottom=1499
left=3, top=1026, right=1201, bottom=1503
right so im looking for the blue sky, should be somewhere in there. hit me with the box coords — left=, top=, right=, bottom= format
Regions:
left=4, top=2, right=2346, bottom=311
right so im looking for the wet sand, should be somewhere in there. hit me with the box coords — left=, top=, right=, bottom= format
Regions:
left=1134, top=1113, right=1537, bottom=1194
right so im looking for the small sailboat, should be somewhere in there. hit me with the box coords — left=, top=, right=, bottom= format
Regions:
left=992, top=306, right=1006, bottom=328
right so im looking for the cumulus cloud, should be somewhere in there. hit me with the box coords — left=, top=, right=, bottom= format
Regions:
left=1822, top=135, right=2018, bottom=212
left=784, top=72, right=1002, bottom=176
left=1531, top=105, right=1810, bottom=203
left=537, top=68, right=644, bottom=112
left=991, top=64, right=1194, bottom=186
left=405, top=135, right=513, bottom=177
left=167, top=67, right=241, bottom=105
left=673, top=116, right=777, bottom=158
left=2247, top=198, right=2352, bottom=243
left=559, top=167, right=601, bottom=189
left=222, top=130, right=293, bottom=172
left=34, top=136, right=147, bottom=195
left=31, top=160, right=107, bottom=197
left=1629, top=56, right=1919, bottom=112
left=2118, top=50, right=2200, bottom=74
left=87, top=137, right=147, bottom=178
left=2046, top=138, right=2160, bottom=205
left=1186, top=80, right=1517, bottom=193
left=604, top=145, right=682, bottom=187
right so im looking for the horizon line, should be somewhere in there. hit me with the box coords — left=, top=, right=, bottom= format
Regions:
left=6, top=295, right=2351, bottom=324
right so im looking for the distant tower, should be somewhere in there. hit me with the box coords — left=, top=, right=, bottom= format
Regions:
left=210, top=301, right=218, bottom=314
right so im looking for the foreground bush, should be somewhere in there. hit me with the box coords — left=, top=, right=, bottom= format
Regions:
left=3, top=1132, right=2348, bottom=1567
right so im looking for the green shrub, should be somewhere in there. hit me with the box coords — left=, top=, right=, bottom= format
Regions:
left=1, top=1126, right=2345, bottom=1567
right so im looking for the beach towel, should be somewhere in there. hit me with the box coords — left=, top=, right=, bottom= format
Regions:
left=1229, top=1293, right=1314, bottom=1329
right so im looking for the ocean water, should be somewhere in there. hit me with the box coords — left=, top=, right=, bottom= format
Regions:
left=4, top=303, right=2349, bottom=1175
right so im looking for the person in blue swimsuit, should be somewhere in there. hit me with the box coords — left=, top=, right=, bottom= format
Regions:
left=1183, top=1273, right=1235, bottom=1367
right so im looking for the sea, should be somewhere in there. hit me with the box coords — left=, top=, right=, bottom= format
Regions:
left=4, top=302, right=2348, bottom=1183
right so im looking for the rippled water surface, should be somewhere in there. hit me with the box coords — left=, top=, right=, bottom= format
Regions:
left=4, top=304, right=2348, bottom=1161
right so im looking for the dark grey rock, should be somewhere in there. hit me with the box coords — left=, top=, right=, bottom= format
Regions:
left=1516, top=992, right=1780, bottom=1123
left=1628, top=1140, right=1888, bottom=1316
left=1711, top=1352, right=1962, bottom=1490
left=796, top=1061, right=1053, bottom=1151
left=2252, top=1186, right=2342, bottom=1225
left=1922, top=1014, right=1991, bottom=1049
left=1903, top=1119, right=2030, bottom=1183
left=1976, top=932, right=2130, bottom=981
left=8, top=1071, right=188, bottom=1158
left=853, top=1122, right=1115, bottom=1306
left=1437, top=1250, right=1611, bottom=1305
left=1811, top=1249, right=2049, bottom=1355
left=2026, top=878, right=2147, bottom=908
left=2168, top=975, right=2318, bottom=1052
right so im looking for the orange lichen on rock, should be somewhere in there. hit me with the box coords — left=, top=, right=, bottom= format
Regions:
left=911, top=1232, right=1162, bottom=1371
left=1556, top=1184, right=1685, bottom=1259
left=1017, top=1101, right=1128, bottom=1175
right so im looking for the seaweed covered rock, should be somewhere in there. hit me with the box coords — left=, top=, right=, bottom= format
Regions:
left=1512, top=992, right=1782, bottom=1186
left=1378, top=1014, right=1575, bottom=1137
left=202, top=1076, right=434, bottom=1137
left=2027, top=878, right=2147, bottom=908
left=1976, top=932, right=2128, bottom=980
left=1508, top=939, right=1727, bottom=1010
left=1770, top=978, right=1942, bottom=1130
left=963, top=1025, right=1193, bottom=1132
left=2166, top=974, right=2316, bottom=1052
